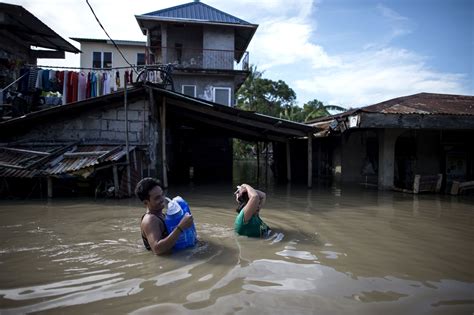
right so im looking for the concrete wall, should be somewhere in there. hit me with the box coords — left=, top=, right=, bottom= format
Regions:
left=174, top=74, right=235, bottom=105
left=13, top=99, right=150, bottom=144
left=166, top=24, right=203, bottom=50
left=203, top=26, right=234, bottom=50
left=203, top=26, right=234, bottom=70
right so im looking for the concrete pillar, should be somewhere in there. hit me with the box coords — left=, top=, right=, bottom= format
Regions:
left=378, top=129, right=403, bottom=190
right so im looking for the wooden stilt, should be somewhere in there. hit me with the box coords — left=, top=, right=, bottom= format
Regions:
left=113, top=165, right=120, bottom=198
left=47, top=177, right=53, bottom=198
left=286, top=140, right=291, bottom=182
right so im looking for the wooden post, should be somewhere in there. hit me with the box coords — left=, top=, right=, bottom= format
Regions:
left=113, top=165, right=120, bottom=198
left=160, top=97, right=168, bottom=188
left=265, top=141, right=269, bottom=186
left=124, top=77, right=132, bottom=197
left=256, top=141, right=260, bottom=183
left=413, top=174, right=421, bottom=194
left=286, top=140, right=291, bottom=182
left=435, top=174, right=443, bottom=193
left=47, top=177, right=53, bottom=198
left=307, top=133, right=312, bottom=188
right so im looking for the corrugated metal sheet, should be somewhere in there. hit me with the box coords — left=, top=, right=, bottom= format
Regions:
left=362, top=93, right=474, bottom=115
left=307, top=92, right=474, bottom=137
left=143, top=2, right=251, bottom=25
left=0, top=143, right=136, bottom=178
left=0, top=3, right=80, bottom=53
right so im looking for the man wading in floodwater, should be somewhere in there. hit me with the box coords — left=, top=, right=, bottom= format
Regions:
left=234, top=183, right=269, bottom=237
left=135, top=178, right=193, bottom=255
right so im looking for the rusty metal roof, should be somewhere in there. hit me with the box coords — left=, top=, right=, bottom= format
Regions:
left=309, top=93, right=474, bottom=125
left=307, top=92, right=474, bottom=137
left=361, top=93, right=474, bottom=115
left=0, top=143, right=136, bottom=178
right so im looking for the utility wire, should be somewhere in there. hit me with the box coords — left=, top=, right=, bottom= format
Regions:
left=85, top=0, right=139, bottom=75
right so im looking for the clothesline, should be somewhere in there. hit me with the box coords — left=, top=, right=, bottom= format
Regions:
left=28, top=64, right=139, bottom=71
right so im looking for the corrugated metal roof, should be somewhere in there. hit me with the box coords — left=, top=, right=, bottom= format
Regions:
left=361, top=93, right=474, bottom=115
left=0, top=3, right=80, bottom=53
left=141, top=1, right=251, bottom=25
left=0, top=143, right=136, bottom=178
left=306, top=92, right=474, bottom=137
left=308, top=92, right=474, bottom=126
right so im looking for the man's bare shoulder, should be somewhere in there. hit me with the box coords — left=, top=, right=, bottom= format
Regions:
left=141, top=213, right=164, bottom=228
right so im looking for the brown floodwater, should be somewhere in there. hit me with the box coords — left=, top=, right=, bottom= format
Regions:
left=0, top=181, right=473, bottom=314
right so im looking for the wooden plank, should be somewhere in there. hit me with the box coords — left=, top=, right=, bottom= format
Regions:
left=64, top=151, right=109, bottom=157
left=0, top=147, right=50, bottom=156
left=0, top=162, right=26, bottom=169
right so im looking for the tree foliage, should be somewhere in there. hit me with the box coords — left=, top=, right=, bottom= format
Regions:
left=234, top=66, right=346, bottom=159
left=236, top=66, right=345, bottom=123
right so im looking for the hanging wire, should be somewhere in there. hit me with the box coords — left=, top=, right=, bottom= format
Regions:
left=85, top=0, right=139, bottom=75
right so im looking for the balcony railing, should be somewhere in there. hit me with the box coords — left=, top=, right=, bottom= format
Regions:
left=146, top=47, right=249, bottom=71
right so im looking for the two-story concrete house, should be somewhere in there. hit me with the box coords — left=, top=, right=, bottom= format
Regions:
left=135, top=0, right=257, bottom=106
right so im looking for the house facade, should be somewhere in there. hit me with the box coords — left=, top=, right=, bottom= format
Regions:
left=135, top=0, right=257, bottom=106
left=70, top=38, right=146, bottom=86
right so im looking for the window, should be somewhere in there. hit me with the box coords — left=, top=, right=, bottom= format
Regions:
left=213, top=87, right=231, bottom=106
left=137, top=53, right=145, bottom=67
left=182, top=85, right=196, bottom=97
left=92, top=51, right=112, bottom=69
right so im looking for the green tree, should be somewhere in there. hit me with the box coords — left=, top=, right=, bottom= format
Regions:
left=236, top=66, right=296, bottom=117
left=300, top=99, right=346, bottom=122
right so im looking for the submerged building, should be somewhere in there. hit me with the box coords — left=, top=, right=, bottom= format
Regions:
left=306, top=93, right=474, bottom=193
left=0, top=1, right=314, bottom=198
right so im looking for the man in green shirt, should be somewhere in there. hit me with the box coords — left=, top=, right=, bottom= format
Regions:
left=234, top=183, right=269, bottom=237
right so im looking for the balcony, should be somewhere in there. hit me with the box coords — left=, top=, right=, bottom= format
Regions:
left=146, top=46, right=249, bottom=72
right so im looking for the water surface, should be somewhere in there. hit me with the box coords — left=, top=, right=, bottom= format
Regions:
left=0, top=184, right=473, bottom=314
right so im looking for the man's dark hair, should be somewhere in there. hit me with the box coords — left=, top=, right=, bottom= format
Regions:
left=236, top=191, right=249, bottom=213
left=135, top=177, right=162, bottom=201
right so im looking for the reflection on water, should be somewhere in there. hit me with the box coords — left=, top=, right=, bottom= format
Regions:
left=0, top=181, right=473, bottom=314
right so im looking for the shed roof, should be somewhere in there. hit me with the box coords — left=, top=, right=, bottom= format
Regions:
left=0, top=84, right=315, bottom=143
left=0, top=3, right=80, bottom=53
left=0, top=142, right=136, bottom=178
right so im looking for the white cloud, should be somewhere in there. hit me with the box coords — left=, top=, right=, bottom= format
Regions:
left=295, top=47, right=468, bottom=107
left=249, top=17, right=340, bottom=70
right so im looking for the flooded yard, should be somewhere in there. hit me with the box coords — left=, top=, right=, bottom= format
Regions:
left=0, top=183, right=473, bottom=314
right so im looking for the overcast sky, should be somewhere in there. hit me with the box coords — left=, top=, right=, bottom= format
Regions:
left=5, top=0, right=473, bottom=108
